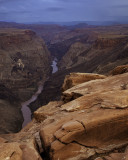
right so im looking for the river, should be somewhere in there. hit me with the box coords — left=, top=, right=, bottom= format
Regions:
left=51, top=58, right=58, bottom=73
left=21, top=58, right=58, bottom=127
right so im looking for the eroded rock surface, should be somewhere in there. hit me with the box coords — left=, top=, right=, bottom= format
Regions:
left=62, top=72, right=106, bottom=91
left=110, top=64, right=128, bottom=75
left=0, top=84, right=23, bottom=134
left=0, top=28, right=51, bottom=101
left=62, top=72, right=128, bottom=103
left=0, top=28, right=51, bottom=134
left=37, top=72, right=128, bottom=159
left=0, top=138, right=42, bottom=160
left=0, top=71, right=128, bottom=160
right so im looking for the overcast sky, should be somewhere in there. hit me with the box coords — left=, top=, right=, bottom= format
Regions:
left=0, top=0, right=128, bottom=23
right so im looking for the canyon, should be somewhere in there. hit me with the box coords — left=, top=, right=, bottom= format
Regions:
left=0, top=28, right=51, bottom=133
left=0, top=66, right=128, bottom=160
left=28, top=24, right=128, bottom=108
left=0, top=22, right=128, bottom=160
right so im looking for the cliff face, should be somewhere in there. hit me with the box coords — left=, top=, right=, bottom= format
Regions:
left=0, top=84, right=23, bottom=134
left=47, top=29, right=97, bottom=60
left=59, top=42, right=90, bottom=70
left=0, top=29, right=51, bottom=101
left=59, top=35, right=128, bottom=73
left=28, top=25, right=128, bottom=110
left=93, top=36, right=126, bottom=49
left=0, top=69, right=128, bottom=160
left=0, top=28, right=51, bottom=134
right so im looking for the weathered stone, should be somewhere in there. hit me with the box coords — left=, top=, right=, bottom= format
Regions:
left=110, top=65, right=128, bottom=75
left=0, top=138, right=43, bottom=160
left=62, top=72, right=128, bottom=102
left=0, top=142, right=22, bottom=160
left=0, top=28, right=51, bottom=134
left=39, top=73, right=128, bottom=159
left=62, top=90, right=128, bottom=112
left=1, top=70, right=128, bottom=160
left=34, top=101, right=63, bottom=122
left=94, top=158, right=104, bottom=160
left=62, top=72, right=106, bottom=91
left=0, top=137, right=7, bottom=143
left=20, top=139, right=42, bottom=160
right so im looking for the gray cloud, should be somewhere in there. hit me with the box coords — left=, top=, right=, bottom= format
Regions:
left=46, top=7, right=65, bottom=11
left=0, top=0, right=128, bottom=23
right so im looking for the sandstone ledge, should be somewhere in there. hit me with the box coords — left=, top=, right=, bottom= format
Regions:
left=62, top=72, right=106, bottom=92
left=0, top=71, right=128, bottom=160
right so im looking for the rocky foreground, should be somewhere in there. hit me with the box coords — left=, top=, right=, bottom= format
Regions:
left=0, top=65, right=128, bottom=160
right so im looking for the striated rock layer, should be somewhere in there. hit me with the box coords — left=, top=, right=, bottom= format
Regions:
left=0, top=84, right=23, bottom=134
left=0, top=29, right=51, bottom=101
left=0, top=28, right=51, bottom=134
left=0, top=70, right=128, bottom=160
left=62, top=72, right=106, bottom=91
left=38, top=72, right=128, bottom=160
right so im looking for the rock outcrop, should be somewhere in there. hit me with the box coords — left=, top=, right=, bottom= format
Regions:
left=1, top=71, right=128, bottom=160
left=0, top=84, right=23, bottom=134
left=0, top=138, right=42, bottom=160
left=93, top=36, right=127, bottom=49
left=38, top=72, right=128, bottom=159
left=110, top=64, right=128, bottom=75
left=0, top=28, right=51, bottom=101
left=59, top=42, right=90, bottom=70
left=34, top=29, right=128, bottom=108
left=0, top=28, right=51, bottom=134
left=62, top=72, right=106, bottom=91
left=59, top=34, right=128, bottom=74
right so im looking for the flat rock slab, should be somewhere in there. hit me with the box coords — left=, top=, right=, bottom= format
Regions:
left=62, top=72, right=128, bottom=102
left=62, top=72, right=106, bottom=91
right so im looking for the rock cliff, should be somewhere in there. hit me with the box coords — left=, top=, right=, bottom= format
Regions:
left=0, top=29, right=51, bottom=101
left=35, top=26, right=128, bottom=108
left=0, top=68, right=128, bottom=160
left=0, top=28, right=51, bottom=134
left=0, top=84, right=23, bottom=134
left=59, top=35, right=128, bottom=73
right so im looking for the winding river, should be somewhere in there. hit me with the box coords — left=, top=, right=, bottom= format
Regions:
left=51, top=58, right=58, bottom=73
left=21, top=58, right=58, bottom=127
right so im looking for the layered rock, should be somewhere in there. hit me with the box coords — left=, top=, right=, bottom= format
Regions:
left=37, top=72, right=128, bottom=159
left=0, top=84, right=23, bottom=134
left=0, top=71, right=128, bottom=159
left=110, top=64, right=128, bottom=75
left=62, top=72, right=106, bottom=91
left=93, top=36, right=127, bottom=49
left=0, top=28, right=51, bottom=101
left=58, top=42, right=90, bottom=70
left=59, top=34, right=128, bottom=73
left=0, top=28, right=51, bottom=134
left=36, top=32, right=128, bottom=107
left=0, top=138, right=42, bottom=160
left=62, top=72, right=128, bottom=102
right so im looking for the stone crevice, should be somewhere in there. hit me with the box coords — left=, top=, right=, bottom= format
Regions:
left=72, top=141, right=98, bottom=150
left=76, top=120, right=87, bottom=132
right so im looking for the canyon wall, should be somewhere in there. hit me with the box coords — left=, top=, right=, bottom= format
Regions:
left=0, top=28, right=51, bottom=134
left=30, top=34, right=128, bottom=108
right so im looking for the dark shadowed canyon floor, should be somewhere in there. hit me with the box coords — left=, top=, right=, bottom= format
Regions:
left=21, top=59, right=58, bottom=127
